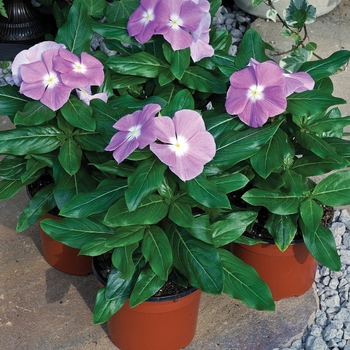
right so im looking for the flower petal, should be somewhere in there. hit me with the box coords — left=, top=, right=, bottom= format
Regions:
left=173, top=110, right=206, bottom=142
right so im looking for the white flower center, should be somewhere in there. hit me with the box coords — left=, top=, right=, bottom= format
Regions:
left=143, top=10, right=154, bottom=23
left=169, top=15, right=183, bottom=29
left=247, top=85, right=264, bottom=102
left=127, top=125, right=142, bottom=140
left=43, top=72, right=59, bottom=89
left=169, top=136, right=188, bottom=157
left=73, top=62, right=86, bottom=73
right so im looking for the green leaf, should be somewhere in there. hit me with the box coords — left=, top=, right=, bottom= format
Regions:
left=79, top=235, right=112, bottom=256
left=130, top=265, right=166, bottom=307
left=187, top=175, right=230, bottom=209
left=112, top=244, right=139, bottom=280
left=82, top=0, right=107, bottom=17
left=287, top=90, right=346, bottom=115
left=142, top=226, right=172, bottom=281
left=168, top=201, right=194, bottom=228
left=212, top=173, right=249, bottom=194
left=219, top=249, right=275, bottom=311
left=312, top=170, right=350, bottom=206
left=92, top=288, right=127, bottom=325
left=104, top=194, right=168, bottom=227
left=40, top=217, right=113, bottom=248
left=105, top=226, right=145, bottom=249
left=105, top=0, right=139, bottom=22
left=281, top=169, right=304, bottom=197
left=266, top=214, right=298, bottom=251
left=0, top=156, right=26, bottom=180
left=58, top=138, right=82, bottom=176
left=300, top=198, right=323, bottom=234
left=242, top=189, right=300, bottom=215
left=55, top=0, right=92, bottom=54
left=125, top=158, right=167, bottom=211
left=296, top=132, right=344, bottom=163
left=0, top=85, right=29, bottom=120
left=60, top=178, right=127, bottom=218
left=61, top=96, right=96, bottom=131
left=299, top=50, right=350, bottom=81
left=211, top=219, right=250, bottom=247
left=166, top=223, right=223, bottom=294
left=234, top=29, right=270, bottom=69
left=0, top=126, right=63, bottom=155
left=250, top=129, right=288, bottom=179
left=107, top=52, right=165, bottom=78
left=16, top=183, right=56, bottom=232
left=0, top=179, right=26, bottom=200
left=301, top=223, right=341, bottom=271
left=292, top=155, right=349, bottom=177
left=210, top=120, right=283, bottom=171
left=180, top=66, right=227, bottom=94
left=14, top=101, right=56, bottom=126
left=162, top=43, right=190, bottom=80
left=20, top=158, right=47, bottom=183
left=161, top=89, right=195, bottom=118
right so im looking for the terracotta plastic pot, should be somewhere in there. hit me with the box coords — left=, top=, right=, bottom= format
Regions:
left=38, top=213, right=92, bottom=275
left=93, top=258, right=201, bottom=350
left=230, top=240, right=317, bottom=301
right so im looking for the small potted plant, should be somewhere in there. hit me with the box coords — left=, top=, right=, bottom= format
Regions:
left=36, top=0, right=350, bottom=348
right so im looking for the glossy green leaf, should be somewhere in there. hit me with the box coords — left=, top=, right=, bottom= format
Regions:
left=0, top=156, right=26, bottom=180
left=300, top=198, right=323, bottom=233
left=142, top=226, right=172, bottom=280
left=163, top=43, right=190, bottom=80
left=40, top=217, right=113, bottom=248
left=14, top=101, right=56, bottom=126
left=105, top=226, right=145, bottom=248
left=93, top=288, right=127, bottom=325
left=211, top=219, right=250, bottom=247
left=0, top=179, right=26, bottom=200
left=210, top=120, right=282, bottom=170
left=211, top=173, right=249, bottom=193
left=187, top=175, right=230, bottom=209
left=125, top=158, right=167, bottom=211
left=300, top=50, right=350, bottom=82
left=61, top=96, right=95, bottom=131
left=242, top=189, right=300, bottom=215
left=295, top=132, right=344, bottom=163
left=130, top=265, right=166, bottom=307
left=107, top=52, right=165, bottom=78
left=180, top=66, right=227, bottom=94
left=104, top=194, right=168, bottom=227
left=167, top=223, right=223, bottom=294
left=60, top=178, right=127, bottom=218
left=58, top=138, right=82, bottom=176
left=219, top=249, right=275, bottom=311
left=287, top=91, right=346, bottom=116
left=112, top=243, right=139, bottom=280
left=0, top=85, right=29, bottom=120
left=301, top=223, right=341, bottom=271
left=250, top=129, right=288, bottom=178
left=161, top=89, right=195, bottom=117
left=265, top=214, right=298, bottom=251
left=168, top=201, right=194, bottom=228
left=55, top=0, right=92, bottom=54
left=105, top=0, right=139, bottom=22
left=0, top=126, right=63, bottom=155
left=312, top=170, right=350, bottom=206
left=16, top=183, right=56, bottom=232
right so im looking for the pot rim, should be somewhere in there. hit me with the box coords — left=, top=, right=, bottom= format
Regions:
left=92, top=256, right=197, bottom=303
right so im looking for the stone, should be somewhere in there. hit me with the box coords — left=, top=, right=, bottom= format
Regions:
left=309, top=337, right=328, bottom=350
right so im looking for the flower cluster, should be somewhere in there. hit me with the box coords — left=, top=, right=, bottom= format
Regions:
left=127, top=0, right=214, bottom=62
left=105, top=104, right=216, bottom=181
left=11, top=41, right=107, bottom=111
left=225, top=58, right=315, bottom=127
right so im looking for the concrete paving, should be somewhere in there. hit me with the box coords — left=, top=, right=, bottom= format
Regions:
left=1, top=2, right=350, bottom=349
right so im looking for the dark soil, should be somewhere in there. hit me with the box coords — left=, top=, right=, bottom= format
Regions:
left=93, top=252, right=188, bottom=298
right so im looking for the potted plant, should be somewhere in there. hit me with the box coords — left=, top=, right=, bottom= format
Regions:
left=0, top=1, right=111, bottom=274
left=32, top=0, right=350, bottom=348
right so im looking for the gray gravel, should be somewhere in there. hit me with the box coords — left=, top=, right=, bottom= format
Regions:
left=280, top=210, right=350, bottom=349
